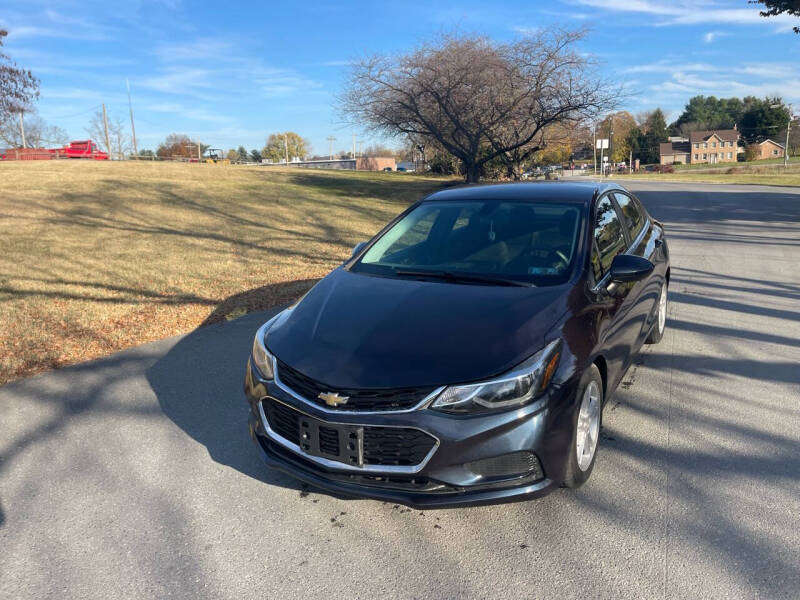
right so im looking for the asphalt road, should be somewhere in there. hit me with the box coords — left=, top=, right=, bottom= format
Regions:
left=2, top=181, right=799, bottom=599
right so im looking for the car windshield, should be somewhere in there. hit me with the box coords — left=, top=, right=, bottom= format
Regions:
left=353, top=200, right=582, bottom=286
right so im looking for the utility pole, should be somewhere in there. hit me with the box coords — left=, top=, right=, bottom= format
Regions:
left=18, top=111, right=26, bottom=148
left=197, top=140, right=201, bottom=162
left=284, top=134, right=289, bottom=163
left=352, top=133, right=356, bottom=159
left=358, top=140, right=363, bottom=157
left=326, top=136, right=336, bottom=160
left=102, top=103, right=111, bottom=159
left=126, top=79, right=138, bottom=158
left=785, top=103, right=792, bottom=169
left=593, top=124, right=597, bottom=176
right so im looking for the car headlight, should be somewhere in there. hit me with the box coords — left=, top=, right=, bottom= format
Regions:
left=251, top=312, right=287, bottom=380
left=431, top=340, right=562, bottom=414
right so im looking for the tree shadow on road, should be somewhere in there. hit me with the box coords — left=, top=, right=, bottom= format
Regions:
left=146, top=281, right=319, bottom=492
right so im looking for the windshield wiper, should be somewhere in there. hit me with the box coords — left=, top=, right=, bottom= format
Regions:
left=393, top=269, right=532, bottom=287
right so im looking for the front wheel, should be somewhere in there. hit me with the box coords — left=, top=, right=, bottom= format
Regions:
left=646, top=282, right=668, bottom=344
left=563, top=364, right=603, bottom=488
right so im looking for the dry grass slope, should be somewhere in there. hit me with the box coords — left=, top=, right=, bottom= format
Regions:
left=0, top=161, right=455, bottom=384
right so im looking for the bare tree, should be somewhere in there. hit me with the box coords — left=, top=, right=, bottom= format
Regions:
left=0, top=30, right=39, bottom=131
left=340, top=29, right=619, bottom=182
left=86, top=110, right=130, bottom=158
left=0, top=110, right=68, bottom=147
left=108, top=115, right=130, bottom=159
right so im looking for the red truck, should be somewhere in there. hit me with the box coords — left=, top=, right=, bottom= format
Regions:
left=1, top=140, right=109, bottom=160
left=50, top=140, right=109, bottom=160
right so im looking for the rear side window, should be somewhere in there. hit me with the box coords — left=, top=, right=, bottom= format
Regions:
left=613, top=192, right=645, bottom=240
left=591, top=196, right=625, bottom=280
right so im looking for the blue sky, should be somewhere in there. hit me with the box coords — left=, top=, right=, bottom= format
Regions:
left=2, top=0, right=798, bottom=153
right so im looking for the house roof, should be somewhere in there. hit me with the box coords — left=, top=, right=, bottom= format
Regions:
left=752, top=138, right=785, bottom=149
left=688, top=129, right=739, bottom=144
left=660, top=141, right=690, bottom=156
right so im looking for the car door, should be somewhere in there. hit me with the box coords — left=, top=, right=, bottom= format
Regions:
left=611, top=191, right=663, bottom=350
left=589, top=193, right=635, bottom=387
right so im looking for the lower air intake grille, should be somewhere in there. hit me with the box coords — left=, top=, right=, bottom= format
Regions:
left=318, top=426, right=340, bottom=456
left=362, top=427, right=437, bottom=466
left=265, top=400, right=300, bottom=445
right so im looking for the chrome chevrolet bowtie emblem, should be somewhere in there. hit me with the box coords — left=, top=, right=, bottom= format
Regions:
left=318, top=391, right=349, bottom=407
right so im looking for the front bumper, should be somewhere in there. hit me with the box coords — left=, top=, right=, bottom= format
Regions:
left=244, top=359, right=578, bottom=508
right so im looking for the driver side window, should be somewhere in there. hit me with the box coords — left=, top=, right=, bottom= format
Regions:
left=591, top=196, right=625, bottom=281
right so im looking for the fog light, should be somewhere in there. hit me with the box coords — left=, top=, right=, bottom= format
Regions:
left=465, top=451, right=543, bottom=481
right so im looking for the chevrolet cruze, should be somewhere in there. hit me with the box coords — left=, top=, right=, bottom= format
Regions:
left=244, top=181, right=669, bottom=507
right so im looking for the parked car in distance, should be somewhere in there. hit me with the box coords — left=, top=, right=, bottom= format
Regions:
left=244, top=181, right=670, bottom=507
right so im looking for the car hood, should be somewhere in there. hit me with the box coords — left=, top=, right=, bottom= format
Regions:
left=266, top=268, right=568, bottom=389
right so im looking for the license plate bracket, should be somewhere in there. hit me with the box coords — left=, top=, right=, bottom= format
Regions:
left=298, top=415, right=364, bottom=467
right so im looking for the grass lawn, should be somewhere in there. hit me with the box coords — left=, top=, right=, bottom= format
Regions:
left=615, top=172, right=800, bottom=186
left=0, top=161, right=456, bottom=385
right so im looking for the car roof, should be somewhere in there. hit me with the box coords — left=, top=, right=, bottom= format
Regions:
left=423, top=181, right=625, bottom=205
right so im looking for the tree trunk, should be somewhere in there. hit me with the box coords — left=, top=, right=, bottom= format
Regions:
left=464, top=162, right=481, bottom=183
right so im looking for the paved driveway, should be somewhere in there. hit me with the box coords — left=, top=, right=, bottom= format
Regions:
left=1, top=181, right=799, bottom=599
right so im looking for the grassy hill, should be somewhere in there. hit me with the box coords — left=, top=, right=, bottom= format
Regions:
left=0, top=161, right=455, bottom=384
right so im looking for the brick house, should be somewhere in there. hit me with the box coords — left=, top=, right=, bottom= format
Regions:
left=749, top=139, right=785, bottom=160
left=660, top=129, right=741, bottom=165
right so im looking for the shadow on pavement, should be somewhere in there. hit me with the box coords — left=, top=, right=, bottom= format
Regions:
left=146, top=302, right=302, bottom=490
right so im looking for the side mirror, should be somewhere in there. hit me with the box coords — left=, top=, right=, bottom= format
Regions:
left=609, top=254, right=654, bottom=284
left=351, top=241, right=368, bottom=257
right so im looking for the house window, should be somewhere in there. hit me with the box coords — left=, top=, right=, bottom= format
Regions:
left=694, top=143, right=699, bottom=149
left=694, top=153, right=699, bottom=159
left=727, top=152, right=732, bottom=159
left=702, top=153, right=707, bottom=159
left=773, top=149, right=779, bottom=155
left=728, top=141, right=733, bottom=147
left=712, top=142, right=716, bottom=148
left=703, top=143, right=708, bottom=149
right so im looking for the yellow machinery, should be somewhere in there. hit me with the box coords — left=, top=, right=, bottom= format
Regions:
left=205, top=148, right=230, bottom=164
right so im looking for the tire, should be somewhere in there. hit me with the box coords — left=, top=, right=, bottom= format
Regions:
left=563, top=364, right=604, bottom=488
left=646, top=282, right=668, bottom=344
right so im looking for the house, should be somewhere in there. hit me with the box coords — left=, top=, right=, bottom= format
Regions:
left=660, top=129, right=741, bottom=165
left=749, top=139, right=785, bottom=160
left=659, top=141, right=690, bottom=165
left=688, top=129, right=740, bottom=164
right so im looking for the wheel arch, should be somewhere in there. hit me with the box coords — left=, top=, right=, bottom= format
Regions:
left=593, top=355, right=608, bottom=400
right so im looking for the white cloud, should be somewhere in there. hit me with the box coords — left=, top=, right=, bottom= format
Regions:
left=572, top=0, right=798, bottom=30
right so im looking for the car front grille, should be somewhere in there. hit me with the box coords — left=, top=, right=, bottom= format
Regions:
left=276, top=359, right=437, bottom=411
left=264, top=399, right=437, bottom=468
left=362, top=427, right=437, bottom=466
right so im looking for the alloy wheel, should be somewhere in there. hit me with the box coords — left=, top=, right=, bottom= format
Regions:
left=658, top=284, right=668, bottom=334
left=575, top=380, right=601, bottom=471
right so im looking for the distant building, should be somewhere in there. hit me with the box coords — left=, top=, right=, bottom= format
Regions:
left=659, top=141, right=690, bottom=165
left=749, top=139, right=785, bottom=160
left=660, top=129, right=741, bottom=165
left=260, top=157, right=396, bottom=171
